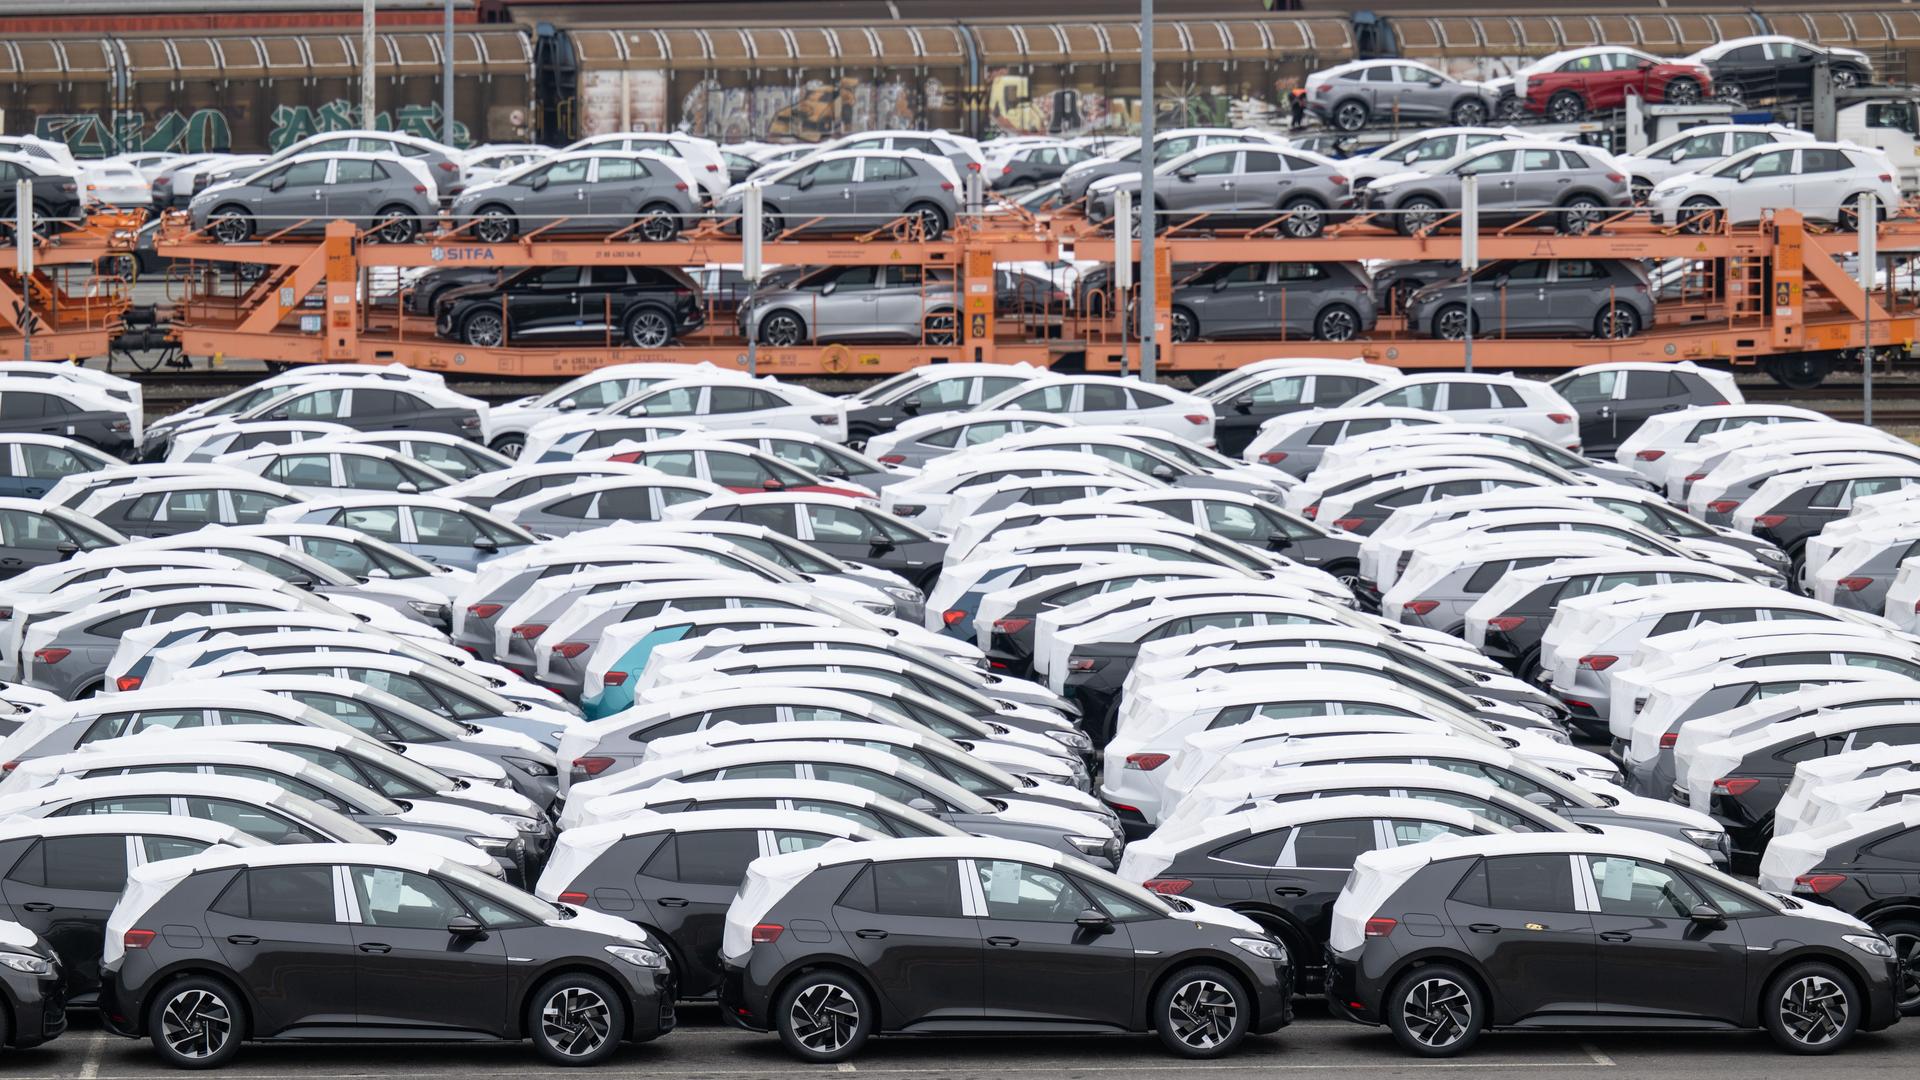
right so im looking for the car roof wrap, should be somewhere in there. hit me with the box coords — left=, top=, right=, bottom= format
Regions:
left=1122, top=795, right=1490, bottom=884
left=536, top=809, right=885, bottom=902
left=1760, top=795, right=1920, bottom=893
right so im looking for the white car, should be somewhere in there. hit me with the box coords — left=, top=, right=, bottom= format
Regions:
left=215, top=440, right=460, bottom=496
left=455, top=143, right=551, bottom=191
left=1618, top=124, right=1813, bottom=199
left=1775, top=743, right=1920, bottom=836
left=1346, top=373, right=1582, bottom=450
left=78, top=158, right=151, bottom=209
left=1649, top=141, right=1900, bottom=229
left=1612, top=404, right=1828, bottom=487
left=978, top=375, right=1216, bottom=445
left=1335, top=127, right=1526, bottom=187
left=606, top=376, right=849, bottom=442
left=564, top=131, right=730, bottom=201
left=483, top=361, right=745, bottom=458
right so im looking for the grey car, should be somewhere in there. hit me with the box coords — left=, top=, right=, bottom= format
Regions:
left=1364, top=142, right=1629, bottom=235
left=450, top=152, right=702, bottom=243
left=1248, top=410, right=1442, bottom=477
left=191, top=153, right=436, bottom=244
left=496, top=476, right=720, bottom=539
left=739, top=264, right=957, bottom=347
left=1305, top=59, right=1498, bottom=131
left=268, top=496, right=537, bottom=572
left=1089, top=145, right=1353, bottom=238
left=716, top=151, right=960, bottom=240
left=1056, top=130, right=1286, bottom=205
left=1165, top=261, right=1377, bottom=342
left=863, top=413, right=1071, bottom=470
left=1405, top=258, right=1654, bottom=340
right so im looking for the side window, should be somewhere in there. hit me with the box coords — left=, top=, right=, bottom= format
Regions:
left=142, top=836, right=212, bottom=863
left=188, top=798, right=322, bottom=844
left=1445, top=383, right=1494, bottom=410
left=1282, top=819, right=1377, bottom=869
left=350, top=865, right=468, bottom=928
left=1586, top=856, right=1703, bottom=918
left=1210, top=829, right=1291, bottom=867
left=867, top=859, right=963, bottom=917
left=1867, top=827, right=1920, bottom=863
left=243, top=865, right=337, bottom=922
left=672, top=830, right=761, bottom=884
left=1457, top=853, right=1577, bottom=911
left=974, top=859, right=1093, bottom=922
left=265, top=454, right=333, bottom=487
left=341, top=507, right=403, bottom=542
left=20, top=836, right=129, bottom=891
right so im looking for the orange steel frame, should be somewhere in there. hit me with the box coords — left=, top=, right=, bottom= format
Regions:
left=0, top=212, right=141, bottom=363
left=9, top=205, right=1920, bottom=377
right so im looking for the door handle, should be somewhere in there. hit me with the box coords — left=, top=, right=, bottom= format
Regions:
left=358, top=942, right=392, bottom=954
left=226, top=935, right=259, bottom=945
left=854, top=929, right=889, bottom=940
left=1468, top=923, right=1502, bottom=934
left=1271, top=887, right=1307, bottom=898
left=20, top=902, right=53, bottom=912
left=1599, top=931, right=1633, bottom=943
left=656, top=897, right=690, bottom=908
left=986, top=936, right=1020, bottom=948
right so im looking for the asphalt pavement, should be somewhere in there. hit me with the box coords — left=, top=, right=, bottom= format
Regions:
left=11, top=1003, right=1920, bottom=1080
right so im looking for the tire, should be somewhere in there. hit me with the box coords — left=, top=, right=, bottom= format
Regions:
left=761, top=209, right=784, bottom=241
left=489, top=433, right=526, bottom=459
left=907, top=202, right=948, bottom=240
left=1153, top=964, right=1250, bottom=1058
left=1679, top=197, right=1722, bottom=235
left=1495, top=95, right=1526, bottom=121
left=1872, top=918, right=1920, bottom=1015
left=1594, top=303, right=1640, bottom=340
left=759, top=310, right=807, bottom=347
left=1546, top=91, right=1585, bottom=123
left=1665, top=77, right=1702, bottom=105
left=773, top=969, right=873, bottom=1063
left=1834, top=68, right=1862, bottom=89
left=1332, top=100, right=1369, bottom=132
left=924, top=310, right=956, bottom=346
left=1432, top=304, right=1476, bottom=341
left=372, top=205, right=418, bottom=244
left=1314, top=304, right=1362, bottom=342
left=1169, top=307, right=1198, bottom=343
left=1386, top=964, right=1484, bottom=1057
left=1767, top=353, right=1831, bottom=390
left=1324, top=560, right=1361, bottom=590
left=846, top=425, right=880, bottom=451
left=1763, top=961, right=1861, bottom=1054
left=461, top=309, right=506, bottom=348
left=473, top=206, right=516, bottom=244
left=1629, top=176, right=1653, bottom=204
left=1396, top=196, right=1441, bottom=237
left=1716, top=82, right=1746, bottom=107
left=148, top=975, right=246, bottom=1069
left=1558, top=195, right=1605, bottom=235
left=528, top=971, right=625, bottom=1066
left=1451, top=98, right=1489, bottom=126
left=1280, top=197, right=1325, bottom=239
left=1838, top=195, right=1883, bottom=232
left=624, top=305, right=675, bottom=348
left=209, top=207, right=253, bottom=244
left=635, top=203, right=680, bottom=243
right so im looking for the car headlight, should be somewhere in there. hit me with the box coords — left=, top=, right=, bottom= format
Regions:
left=507, top=815, right=543, bottom=834
left=606, top=944, right=668, bottom=968
left=1681, top=828, right=1723, bottom=849
left=1047, top=729, right=1094, bottom=753
left=1577, top=766, right=1621, bottom=781
left=1067, top=834, right=1111, bottom=856
left=1231, top=937, right=1289, bottom=962
left=468, top=835, right=516, bottom=851
left=0, top=953, right=52, bottom=976
left=1756, top=547, right=1789, bottom=565
left=855, top=600, right=894, bottom=615
left=884, top=586, right=923, bottom=604
left=1540, top=728, right=1572, bottom=745
left=1845, top=934, right=1895, bottom=957
left=505, top=756, right=556, bottom=778
left=407, top=600, right=450, bottom=620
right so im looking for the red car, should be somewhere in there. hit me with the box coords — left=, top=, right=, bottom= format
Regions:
left=603, top=443, right=870, bottom=499
left=1520, top=47, right=1712, bottom=122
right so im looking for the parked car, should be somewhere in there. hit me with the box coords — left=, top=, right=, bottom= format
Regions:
left=1649, top=142, right=1900, bottom=231
left=1548, top=361, right=1742, bottom=454
left=1363, top=142, right=1629, bottom=236
left=738, top=264, right=956, bottom=347
left=1519, top=46, right=1712, bottom=122
left=1088, top=145, right=1352, bottom=238
left=716, top=150, right=961, bottom=240
left=1402, top=259, right=1654, bottom=341
left=1305, top=59, right=1498, bottom=131
left=435, top=265, right=705, bottom=349
left=1686, top=36, right=1874, bottom=106
left=1618, top=124, right=1814, bottom=201
left=448, top=151, right=702, bottom=243
left=191, top=152, right=437, bottom=244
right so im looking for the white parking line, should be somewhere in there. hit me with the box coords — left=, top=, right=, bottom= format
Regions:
left=74, top=1031, right=105, bottom=1080
left=1582, top=1042, right=1617, bottom=1066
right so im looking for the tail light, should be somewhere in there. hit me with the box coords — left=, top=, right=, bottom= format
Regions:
left=1259, top=451, right=1287, bottom=464
left=1404, top=600, right=1439, bottom=616
left=123, top=929, right=156, bottom=950
left=878, top=454, right=906, bottom=465
left=459, top=416, right=481, bottom=430
left=552, top=642, right=589, bottom=659
left=115, top=676, right=142, bottom=692
left=111, top=420, right=131, bottom=433
left=1579, top=655, right=1617, bottom=671
left=1364, top=917, right=1398, bottom=938
left=1707, top=500, right=1739, bottom=514
left=1302, top=504, right=1319, bottom=519
left=1, top=762, right=15, bottom=773
left=1548, top=413, right=1573, bottom=425
left=1184, top=414, right=1208, bottom=425
left=1487, top=616, right=1526, bottom=632
left=1879, top=174, right=1894, bottom=183
left=1837, top=577, right=1873, bottom=592
left=1330, top=174, right=1348, bottom=186
left=1685, top=473, right=1707, bottom=483
left=437, top=161, right=456, bottom=172
left=992, top=617, right=1032, bottom=634
left=939, top=181, right=955, bottom=191
left=557, top=890, right=588, bottom=905
left=512, top=624, right=546, bottom=639
left=1635, top=450, right=1665, bottom=461
left=751, top=923, right=785, bottom=943
left=1316, top=84, right=1332, bottom=95
left=1659, top=732, right=1678, bottom=749
left=602, top=671, right=629, bottom=686
left=1125, top=753, right=1170, bottom=771
left=32, top=648, right=68, bottom=666
left=1713, top=777, right=1758, bottom=796
left=1563, top=698, right=1592, bottom=711
left=966, top=162, right=981, bottom=172
left=1067, top=658, right=1097, bottom=672
left=674, top=182, right=689, bottom=191
left=1605, top=173, right=1625, bottom=183
left=1001, top=164, right=1013, bottom=174
left=412, top=185, right=428, bottom=194
left=1143, top=878, right=1193, bottom=894
left=1333, top=517, right=1364, bottom=531
left=1795, top=873, right=1847, bottom=895
left=1754, top=514, right=1787, bottom=528
left=705, top=163, right=719, bottom=172
left=573, top=756, right=615, bottom=776
left=942, top=609, right=968, bottom=626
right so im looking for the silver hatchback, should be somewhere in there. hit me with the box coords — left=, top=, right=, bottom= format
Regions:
left=1306, top=59, right=1499, bottom=131
left=190, top=152, right=437, bottom=244
left=716, top=150, right=961, bottom=240
left=1089, top=145, right=1353, bottom=238
left=1404, top=258, right=1654, bottom=340
left=449, top=151, right=702, bottom=243
left=740, top=264, right=957, bottom=346
left=1363, top=141, right=1629, bottom=235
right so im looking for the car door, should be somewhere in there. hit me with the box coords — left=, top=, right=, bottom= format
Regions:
left=1582, top=855, right=1746, bottom=1022
left=512, top=267, right=586, bottom=340
left=344, top=863, right=508, bottom=1033
left=521, top=157, right=592, bottom=228
left=206, top=864, right=361, bottom=1032
left=1444, top=852, right=1596, bottom=1022
left=1193, top=262, right=1269, bottom=337
left=585, top=156, right=641, bottom=230
left=0, top=833, right=129, bottom=995
left=255, top=159, right=331, bottom=230
left=969, top=856, right=1136, bottom=1026
left=1265, top=818, right=1382, bottom=951
left=1358, top=66, right=1398, bottom=118
left=1485, top=260, right=1550, bottom=334
left=789, top=155, right=858, bottom=223
left=0, top=391, right=69, bottom=440
left=1456, top=149, right=1521, bottom=212
left=871, top=264, right=933, bottom=341
left=1238, top=150, right=1288, bottom=214
left=798, top=501, right=886, bottom=563
left=323, top=159, right=382, bottom=224
left=832, top=857, right=984, bottom=1024
left=1613, top=369, right=1691, bottom=442
left=1515, top=148, right=1572, bottom=216
left=1395, top=64, right=1447, bottom=120
left=1272, top=262, right=1328, bottom=337
left=630, top=828, right=760, bottom=991
left=1165, top=149, right=1238, bottom=214
left=1789, top=146, right=1852, bottom=221
left=1725, top=147, right=1795, bottom=221
left=1544, top=260, right=1609, bottom=334
left=811, top=265, right=881, bottom=342
left=0, top=508, right=85, bottom=578
left=852, top=155, right=916, bottom=225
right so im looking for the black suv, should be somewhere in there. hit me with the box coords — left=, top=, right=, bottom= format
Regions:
left=0, top=159, right=80, bottom=234
left=436, top=265, right=705, bottom=350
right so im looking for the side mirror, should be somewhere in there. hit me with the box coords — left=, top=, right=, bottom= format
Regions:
left=796, top=174, right=815, bottom=190
left=1075, top=908, right=1115, bottom=932
left=472, top=536, right=499, bottom=551
left=1670, top=148, right=1688, bottom=164
left=1175, top=168, right=1196, bottom=181
left=396, top=481, right=420, bottom=495
left=1637, top=61, right=1654, bottom=71
left=1688, top=903, right=1725, bottom=927
left=900, top=399, right=921, bottom=416
left=1523, top=791, right=1556, bottom=808
left=1428, top=77, right=1446, bottom=87
left=1212, top=277, right=1231, bottom=292
left=364, top=567, right=391, bottom=579
left=762, top=478, right=785, bottom=491
left=1231, top=393, right=1255, bottom=413
left=447, top=914, right=487, bottom=936
left=1737, top=166, right=1755, bottom=182
left=627, top=404, right=650, bottom=416
left=268, top=175, right=288, bottom=192
left=821, top=281, right=837, bottom=296
left=1404, top=150, right=1421, bottom=165
left=54, top=541, right=79, bottom=557
left=868, top=537, right=895, bottom=552
left=529, top=175, right=549, bottom=191
left=906, top=797, right=939, bottom=813
left=265, top=408, right=289, bottom=421
left=1494, top=274, right=1511, bottom=288
left=1150, top=464, right=1177, bottom=481
left=556, top=399, right=579, bottom=412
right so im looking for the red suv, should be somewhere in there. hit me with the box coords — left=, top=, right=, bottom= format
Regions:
left=1521, top=47, right=1712, bottom=122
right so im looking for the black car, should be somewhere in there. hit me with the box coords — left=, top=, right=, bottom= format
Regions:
left=1550, top=364, right=1739, bottom=455
left=1743, top=467, right=1920, bottom=565
left=989, top=144, right=1093, bottom=191
left=1327, top=834, right=1901, bottom=1056
left=718, top=836, right=1293, bottom=1062
left=0, top=917, right=63, bottom=1050
left=0, top=499, right=121, bottom=580
left=1121, top=493, right=1361, bottom=582
left=692, top=495, right=948, bottom=589
left=402, top=267, right=499, bottom=317
left=844, top=366, right=1040, bottom=445
left=436, top=265, right=705, bottom=350
left=1773, top=801, right=1920, bottom=1013
left=1198, top=369, right=1387, bottom=457
left=101, top=847, right=675, bottom=1067
left=1470, top=559, right=1742, bottom=678
left=1121, top=797, right=1505, bottom=991
left=1696, top=38, right=1874, bottom=106
left=0, top=383, right=136, bottom=460
left=232, top=380, right=487, bottom=443
left=0, top=158, right=80, bottom=235
left=535, top=810, right=884, bottom=998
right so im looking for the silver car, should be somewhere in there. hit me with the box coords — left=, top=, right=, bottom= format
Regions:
left=1088, top=145, right=1352, bottom=238
left=1363, top=141, right=1629, bottom=235
left=716, top=150, right=961, bottom=240
left=740, top=264, right=957, bottom=347
left=1305, top=59, right=1498, bottom=131
left=449, top=151, right=702, bottom=243
left=1164, top=261, right=1377, bottom=342
left=1057, top=128, right=1288, bottom=204
left=1404, top=258, right=1654, bottom=340
left=191, top=152, right=437, bottom=244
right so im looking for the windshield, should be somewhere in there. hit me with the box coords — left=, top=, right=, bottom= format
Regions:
left=731, top=534, right=840, bottom=575
left=269, top=789, right=385, bottom=842
left=440, top=858, right=561, bottom=922
left=856, top=370, right=923, bottom=404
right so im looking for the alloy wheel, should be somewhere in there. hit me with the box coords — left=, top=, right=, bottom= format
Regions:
left=1316, top=306, right=1359, bottom=341
left=1401, top=976, right=1473, bottom=1049
left=375, top=211, right=416, bottom=244
left=1778, top=974, right=1849, bottom=1046
left=211, top=214, right=251, bottom=244
left=161, top=988, right=233, bottom=1060
left=474, top=212, right=514, bottom=244
left=638, top=210, right=678, bottom=243
left=1401, top=201, right=1440, bottom=235
left=1597, top=307, right=1638, bottom=339
left=1166, top=978, right=1238, bottom=1050
left=540, top=985, right=613, bottom=1057
left=762, top=312, right=805, bottom=347
left=628, top=309, right=673, bottom=348
left=1453, top=101, right=1487, bottom=126
left=1283, top=203, right=1324, bottom=238
left=915, top=206, right=946, bottom=239
left=788, top=982, right=860, bottom=1055
left=1334, top=102, right=1367, bottom=131
left=1435, top=306, right=1472, bottom=340
left=1170, top=310, right=1196, bottom=343
left=1891, top=934, right=1920, bottom=1012
left=463, top=311, right=505, bottom=348
left=925, top=312, right=956, bottom=345
left=1667, top=79, right=1701, bottom=104
left=1547, top=92, right=1584, bottom=123
left=1561, top=199, right=1603, bottom=235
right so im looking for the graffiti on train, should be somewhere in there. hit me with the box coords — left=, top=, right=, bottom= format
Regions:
left=31, top=101, right=471, bottom=156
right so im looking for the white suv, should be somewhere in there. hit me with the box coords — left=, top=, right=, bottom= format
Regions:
left=1649, top=141, right=1899, bottom=229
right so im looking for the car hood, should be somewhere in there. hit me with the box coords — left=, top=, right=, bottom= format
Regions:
left=1363, top=169, right=1432, bottom=192
left=554, top=903, right=656, bottom=947
left=435, top=281, right=503, bottom=309
left=1170, top=896, right=1265, bottom=935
